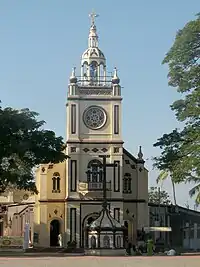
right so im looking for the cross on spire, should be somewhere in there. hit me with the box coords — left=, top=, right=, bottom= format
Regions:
left=89, top=10, right=99, bottom=26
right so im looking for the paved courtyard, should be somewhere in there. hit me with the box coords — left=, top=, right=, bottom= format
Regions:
left=0, top=256, right=199, bottom=267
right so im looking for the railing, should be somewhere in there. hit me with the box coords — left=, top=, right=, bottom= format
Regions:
left=76, top=76, right=113, bottom=88
left=88, top=181, right=111, bottom=191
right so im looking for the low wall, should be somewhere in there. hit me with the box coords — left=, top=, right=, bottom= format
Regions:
left=0, top=236, right=23, bottom=250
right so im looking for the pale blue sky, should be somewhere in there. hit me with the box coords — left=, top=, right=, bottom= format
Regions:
left=0, top=0, right=199, bottom=208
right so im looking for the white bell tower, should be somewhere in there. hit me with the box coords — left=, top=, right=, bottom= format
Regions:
left=66, top=12, right=123, bottom=201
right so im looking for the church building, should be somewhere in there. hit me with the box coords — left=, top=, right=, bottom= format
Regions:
left=34, top=13, right=149, bottom=249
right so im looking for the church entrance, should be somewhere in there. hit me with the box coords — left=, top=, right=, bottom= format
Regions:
left=50, top=219, right=60, bottom=247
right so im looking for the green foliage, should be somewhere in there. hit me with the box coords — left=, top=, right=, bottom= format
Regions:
left=148, top=187, right=171, bottom=205
left=0, top=103, right=67, bottom=193
left=153, top=14, right=200, bottom=203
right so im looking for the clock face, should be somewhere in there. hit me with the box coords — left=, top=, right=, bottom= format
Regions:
left=83, top=106, right=107, bottom=130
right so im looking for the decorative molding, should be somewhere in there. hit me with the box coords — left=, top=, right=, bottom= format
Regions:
left=92, top=148, right=99, bottom=153
left=114, top=147, right=119, bottom=153
left=70, top=160, right=77, bottom=192
left=114, top=105, right=119, bottom=134
left=67, top=140, right=124, bottom=144
left=54, top=209, right=58, bottom=215
left=79, top=89, right=112, bottom=95
left=39, top=198, right=146, bottom=203
left=83, top=148, right=90, bottom=153
left=82, top=147, right=109, bottom=153
left=71, top=104, right=76, bottom=134
left=67, top=97, right=123, bottom=101
left=71, top=147, right=76, bottom=153
left=70, top=208, right=76, bottom=242
left=113, top=160, right=120, bottom=192
left=66, top=198, right=146, bottom=203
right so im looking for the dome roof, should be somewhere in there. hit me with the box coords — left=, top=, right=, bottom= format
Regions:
left=69, top=76, right=77, bottom=83
left=112, top=77, right=120, bottom=85
left=89, top=207, right=123, bottom=230
left=82, top=47, right=105, bottom=62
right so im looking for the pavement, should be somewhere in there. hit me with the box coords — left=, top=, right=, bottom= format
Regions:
left=0, top=256, right=200, bottom=267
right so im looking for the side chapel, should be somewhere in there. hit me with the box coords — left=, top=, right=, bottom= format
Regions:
left=34, top=12, right=149, bottom=248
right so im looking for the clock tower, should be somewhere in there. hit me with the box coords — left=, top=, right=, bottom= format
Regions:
left=66, top=12, right=124, bottom=246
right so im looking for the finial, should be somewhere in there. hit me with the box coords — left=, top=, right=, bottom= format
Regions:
left=89, top=10, right=99, bottom=26
left=69, top=67, right=77, bottom=84
left=71, top=67, right=76, bottom=77
left=112, top=67, right=120, bottom=84
left=138, top=146, right=143, bottom=160
left=113, top=67, right=118, bottom=78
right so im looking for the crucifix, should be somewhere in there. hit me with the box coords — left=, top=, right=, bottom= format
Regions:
left=99, top=155, right=117, bottom=209
left=89, top=10, right=99, bottom=26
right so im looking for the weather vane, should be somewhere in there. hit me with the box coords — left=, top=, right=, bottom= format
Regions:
left=89, top=10, right=99, bottom=25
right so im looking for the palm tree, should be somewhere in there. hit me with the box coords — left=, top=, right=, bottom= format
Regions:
left=189, top=184, right=200, bottom=206
left=156, top=170, right=177, bottom=206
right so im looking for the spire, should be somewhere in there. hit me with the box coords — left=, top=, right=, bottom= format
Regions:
left=88, top=10, right=99, bottom=48
left=137, top=146, right=144, bottom=161
left=81, top=11, right=106, bottom=85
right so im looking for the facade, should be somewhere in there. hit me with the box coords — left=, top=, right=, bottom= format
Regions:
left=33, top=13, right=149, bottom=248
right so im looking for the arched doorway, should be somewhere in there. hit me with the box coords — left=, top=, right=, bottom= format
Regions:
left=81, top=212, right=99, bottom=248
left=50, top=219, right=60, bottom=247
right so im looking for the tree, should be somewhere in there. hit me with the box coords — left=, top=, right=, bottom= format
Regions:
left=153, top=14, right=200, bottom=204
left=148, top=187, right=171, bottom=205
left=0, top=104, right=68, bottom=194
left=156, top=170, right=177, bottom=205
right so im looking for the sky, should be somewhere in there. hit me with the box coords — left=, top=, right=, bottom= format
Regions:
left=0, top=0, right=199, bottom=208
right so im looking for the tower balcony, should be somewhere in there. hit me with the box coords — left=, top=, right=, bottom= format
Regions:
left=76, top=76, right=113, bottom=88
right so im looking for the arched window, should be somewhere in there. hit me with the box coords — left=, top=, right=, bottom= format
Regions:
left=87, top=160, right=103, bottom=191
left=82, top=62, right=88, bottom=80
left=103, top=235, right=110, bottom=248
left=90, top=61, right=98, bottom=80
left=91, top=235, right=96, bottom=249
left=99, top=63, right=105, bottom=81
left=52, top=172, right=61, bottom=193
left=123, top=173, right=132, bottom=194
